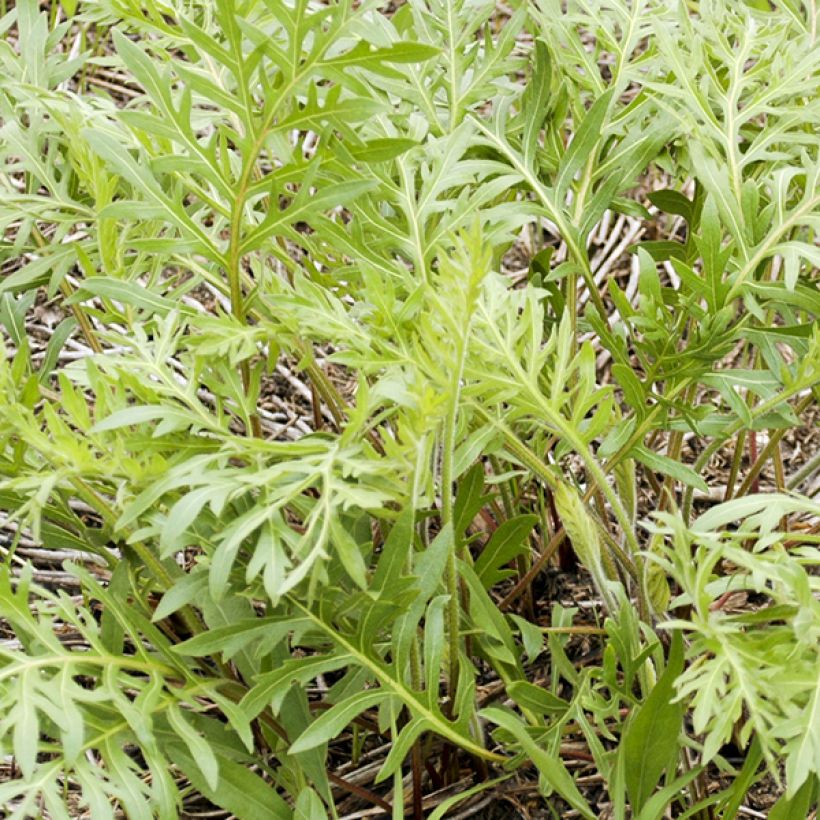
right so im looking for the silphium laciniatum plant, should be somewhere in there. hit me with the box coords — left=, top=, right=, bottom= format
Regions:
left=0, top=0, right=818, bottom=817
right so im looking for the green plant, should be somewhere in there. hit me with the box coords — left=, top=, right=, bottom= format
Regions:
left=0, top=0, right=818, bottom=817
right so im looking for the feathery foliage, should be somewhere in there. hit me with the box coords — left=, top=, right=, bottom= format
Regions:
left=0, top=0, right=818, bottom=816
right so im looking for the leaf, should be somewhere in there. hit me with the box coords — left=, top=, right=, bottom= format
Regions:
left=375, top=717, right=428, bottom=783
left=631, top=240, right=689, bottom=263
left=427, top=775, right=514, bottom=820
left=635, top=766, right=703, bottom=820
left=13, top=669, right=39, bottom=779
left=241, top=180, right=377, bottom=253
left=461, top=563, right=521, bottom=670
left=372, top=505, right=415, bottom=593
left=38, top=317, right=76, bottom=382
left=637, top=247, right=662, bottom=305
left=82, top=129, right=222, bottom=262
left=65, top=277, right=179, bottom=315
left=423, top=595, right=448, bottom=695
left=509, top=614, right=545, bottom=664
left=694, top=494, right=815, bottom=532
left=161, top=486, right=217, bottom=554
left=769, top=778, right=817, bottom=819
left=612, top=363, right=646, bottom=414
left=167, top=704, right=219, bottom=790
left=507, top=681, right=569, bottom=716
left=481, top=707, right=595, bottom=819
left=474, top=514, right=537, bottom=587
left=294, top=788, right=327, bottom=820
left=695, top=193, right=730, bottom=311
left=168, top=744, right=292, bottom=820
left=329, top=514, right=368, bottom=589
left=633, top=446, right=709, bottom=493
left=322, top=41, right=439, bottom=70
left=152, top=572, right=208, bottom=622
left=288, top=597, right=497, bottom=763
left=172, top=617, right=299, bottom=659
left=783, top=660, right=820, bottom=793
left=241, top=654, right=354, bottom=719
left=453, top=462, right=488, bottom=536
left=554, top=89, right=614, bottom=199
left=620, top=632, right=685, bottom=809
left=289, top=690, right=390, bottom=754
left=647, top=189, right=693, bottom=222
left=91, top=405, right=194, bottom=433
left=348, top=138, right=417, bottom=163
left=521, top=39, right=551, bottom=170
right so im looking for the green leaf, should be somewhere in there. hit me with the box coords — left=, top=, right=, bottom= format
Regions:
left=322, top=41, right=439, bottom=70
left=375, top=716, right=428, bottom=783
left=65, top=277, right=180, bottom=315
left=621, top=632, right=685, bottom=809
left=13, top=669, right=39, bottom=779
left=554, top=89, right=614, bottom=199
left=427, top=775, right=514, bottom=820
left=509, top=614, right=545, bottom=664
left=481, top=707, right=595, bottom=819
left=173, top=617, right=300, bottom=659
left=289, top=690, right=390, bottom=754
left=521, top=39, right=552, bottom=170
left=647, top=189, right=693, bottom=222
left=612, top=363, right=646, bottom=415
left=349, top=138, right=417, bottom=163
left=372, top=505, right=415, bottom=594
left=241, top=655, right=354, bottom=719
left=168, top=744, right=292, bottom=820
left=633, top=446, right=709, bottom=493
left=329, top=514, right=368, bottom=589
left=635, top=766, right=703, bottom=820
left=38, top=317, right=76, bottom=382
left=294, top=788, right=327, bottom=820
left=91, top=405, right=194, bottom=433
left=507, top=681, right=569, bottom=716
left=453, top=462, right=488, bottom=536
left=769, top=778, right=817, bottom=819
left=474, top=514, right=537, bottom=587
left=167, top=704, right=219, bottom=790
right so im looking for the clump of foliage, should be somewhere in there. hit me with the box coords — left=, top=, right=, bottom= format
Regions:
left=0, top=0, right=818, bottom=817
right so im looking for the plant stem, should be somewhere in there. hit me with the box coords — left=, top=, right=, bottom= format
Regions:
left=723, top=429, right=746, bottom=501
left=735, top=395, right=813, bottom=498
left=31, top=228, right=102, bottom=355
left=441, top=330, right=468, bottom=716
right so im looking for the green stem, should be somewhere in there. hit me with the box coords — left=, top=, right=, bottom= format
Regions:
left=441, top=329, right=469, bottom=716
left=288, top=597, right=504, bottom=763
left=735, top=394, right=813, bottom=498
